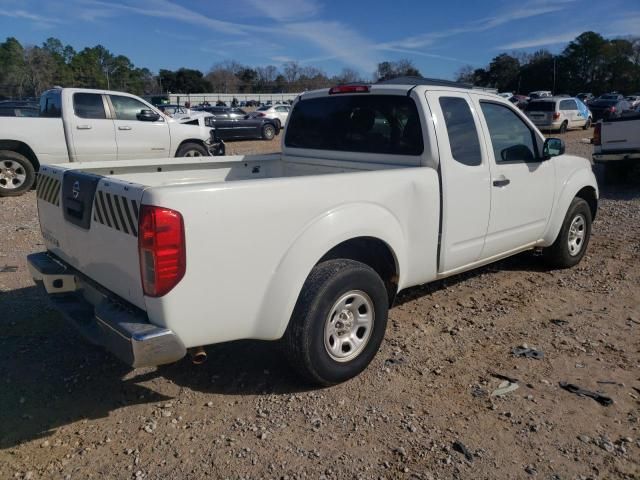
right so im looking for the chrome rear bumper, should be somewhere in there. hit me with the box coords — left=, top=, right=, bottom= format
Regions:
left=27, top=252, right=186, bottom=368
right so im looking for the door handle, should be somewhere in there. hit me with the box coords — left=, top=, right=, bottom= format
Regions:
left=118, top=126, right=132, bottom=131
left=492, top=176, right=511, bottom=187
left=76, top=125, right=92, bottom=130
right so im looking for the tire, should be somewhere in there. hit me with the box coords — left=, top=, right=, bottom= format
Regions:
left=544, top=198, right=592, bottom=268
left=261, top=124, right=276, bottom=140
left=583, top=117, right=592, bottom=130
left=559, top=121, right=568, bottom=134
left=176, top=142, right=208, bottom=157
left=0, top=150, right=36, bottom=197
left=283, top=259, right=389, bottom=386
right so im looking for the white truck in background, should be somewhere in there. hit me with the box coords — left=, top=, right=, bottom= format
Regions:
left=0, top=88, right=223, bottom=197
left=592, top=113, right=640, bottom=177
left=28, top=79, right=598, bottom=386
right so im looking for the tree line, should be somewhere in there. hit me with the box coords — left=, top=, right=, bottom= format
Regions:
left=0, top=36, right=425, bottom=99
left=457, top=32, right=640, bottom=95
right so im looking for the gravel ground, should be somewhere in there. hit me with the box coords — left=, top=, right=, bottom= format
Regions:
left=1, top=129, right=639, bottom=480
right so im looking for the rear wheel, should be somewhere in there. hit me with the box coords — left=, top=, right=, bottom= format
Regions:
left=559, top=121, right=568, bottom=134
left=0, top=150, right=35, bottom=197
left=176, top=142, right=208, bottom=157
left=544, top=198, right=592, bottom=268
left=283, top=259, right=389, bottom=386
left=262, top=124, right=276, bottom=140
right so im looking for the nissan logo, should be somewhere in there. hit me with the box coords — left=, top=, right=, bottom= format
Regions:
left=72, top=180, right=80, bottom=199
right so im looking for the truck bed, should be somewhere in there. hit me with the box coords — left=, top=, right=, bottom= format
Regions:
left=61, top=153, right=405, bottom=187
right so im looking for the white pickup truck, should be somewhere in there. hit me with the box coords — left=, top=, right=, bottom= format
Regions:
left=28, top=80, right=598, bottom=385
left=592, top=113, right=640, bottom=175
left=0, top=88, right=223, bottom=196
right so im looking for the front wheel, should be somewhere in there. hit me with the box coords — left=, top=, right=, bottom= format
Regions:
left=176, top=142, right=208, bottom=157
left=583, top=117, right=592, bottom=130
left=0, top=150, right=36, bottom=197
left=544, top=198, right=592, bottom=268
left=283, top=259, right=389, bottom=386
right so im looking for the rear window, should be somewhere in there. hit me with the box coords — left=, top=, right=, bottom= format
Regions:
left=525, top=101, right=555, bottom=112
left=39, top=91, right=62, bottom=118
left=285, top=94, right=423, bottom=155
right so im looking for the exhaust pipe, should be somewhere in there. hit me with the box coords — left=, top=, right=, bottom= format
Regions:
left=188, top=346, right=207, bottom=365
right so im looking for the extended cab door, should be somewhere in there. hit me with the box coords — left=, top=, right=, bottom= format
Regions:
left=426, top=91, right=492, bottom=273
left=108, top=94, right=170, bottom=159
left=475, top=97, right=555, bottom=259
left=68, top=92, right=118, bottom=161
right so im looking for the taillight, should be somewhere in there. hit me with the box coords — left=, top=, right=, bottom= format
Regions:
left=329, top=85, right=370, bottom=94
left=609, top=106, right=616, bottom=113
left=552, top=112, right=561, bottom=120
left=593, top=122, right=601, bottom=145
left=138, top=205, right=186, bottom=297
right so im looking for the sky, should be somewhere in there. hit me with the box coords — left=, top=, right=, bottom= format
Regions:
left=1, top=0, right=639, bottom=80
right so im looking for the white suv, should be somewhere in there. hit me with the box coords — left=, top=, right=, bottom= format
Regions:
left=525, top=97, right=592, bottom=133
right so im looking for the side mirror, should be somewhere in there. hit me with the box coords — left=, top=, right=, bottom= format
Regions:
left=543, top=137, right=565, bottom=159
left=137, top=109, right=161, bottom=122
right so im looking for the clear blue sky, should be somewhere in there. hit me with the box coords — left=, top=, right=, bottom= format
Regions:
left=1, top=0, right=639, bottom=79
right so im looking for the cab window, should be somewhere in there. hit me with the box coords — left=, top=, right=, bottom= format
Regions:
left=73, top=93, right=106, bottom=119
left=480, top=102, right=538, bottom=163
left=439, top=97, right=482, bottom=166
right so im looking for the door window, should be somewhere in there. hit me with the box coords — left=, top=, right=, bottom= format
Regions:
left=73, top=93, right=107, bottom=119
left=439, top=97, right=482, bottom=166
left=480, top=102, right=538, bottom=163
left=40, top=91, right=62, bottom=118
left=110, top=95, right=155, bottom=121
left=560, top=99, right=577, bottom=110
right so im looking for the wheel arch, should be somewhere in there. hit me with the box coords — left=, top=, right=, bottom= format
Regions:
left=254, top=203, right=406, bottom=340
left=175, top=138, right=208, bottom=156
left=0, top=140, right=40, bottom=171
left=542, top=168, right=598, bottom=246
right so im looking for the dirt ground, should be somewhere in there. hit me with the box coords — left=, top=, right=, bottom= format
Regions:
left=1, top=130, right=639, bottom=480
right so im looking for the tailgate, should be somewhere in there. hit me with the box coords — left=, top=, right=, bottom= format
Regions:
left=37, top=165, right=147, bottom=309
left=600, top=118, right=640, bottom=152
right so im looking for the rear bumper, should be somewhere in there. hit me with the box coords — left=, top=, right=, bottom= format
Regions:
left=593, top=152, right=640, bottom=163
left=27, top=252, right=186, bottom=368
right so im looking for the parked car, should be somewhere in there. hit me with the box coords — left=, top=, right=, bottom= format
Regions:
left=597, top=93, right=624, bottom=101
left=589, top=98, right=632, bottom=121
left=201, top=106, right=248, bottom=119
left=592, top=111, right=640, bottom=177
left=525, top=97, right=592, bottom=132
left=248, top=104, right=291, bottom=127
left=201, top=115, right=281, bottom=141
left=576, top=93, right=594, bottom=104
left=509, top=94, right=529, bottom=109
left=528, top=90, right=552, bottom=100
left=625, top=95, right=640, bottom=108
left=28, top=80, right=597, bottom=385
left=0, top=88, right=222, bottom=196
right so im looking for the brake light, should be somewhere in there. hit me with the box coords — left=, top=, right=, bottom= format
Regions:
left=552, top=112, right=561, bottom=120
left=593, top=122, right=601, bottom=146
left=138, top=205, right=186, bottom=297
left=609, top=106, right=616, bottom=113
left=329, top=85, right=370, bottom=95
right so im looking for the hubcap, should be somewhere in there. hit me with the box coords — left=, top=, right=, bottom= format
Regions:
left=183, top=150, right=203, bottom=157
left=567, top=214, right=586, bottom=256
left=324, top=290, right=374, bottom=362
left=0, top=160, right=26, bottom=190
